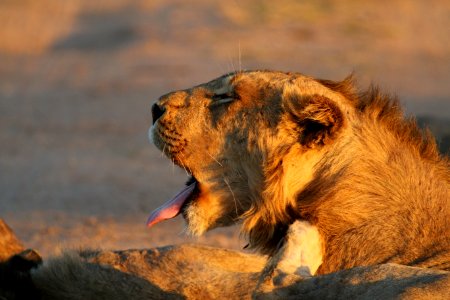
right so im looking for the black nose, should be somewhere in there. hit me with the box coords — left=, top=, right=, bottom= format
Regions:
left=151, top=103, right=165, bottom=124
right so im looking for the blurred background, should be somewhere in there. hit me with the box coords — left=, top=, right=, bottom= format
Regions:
left=0, top=0, right=449, bottom=257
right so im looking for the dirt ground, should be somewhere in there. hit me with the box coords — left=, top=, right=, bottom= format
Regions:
left=0, top=0, right=449, bottom=257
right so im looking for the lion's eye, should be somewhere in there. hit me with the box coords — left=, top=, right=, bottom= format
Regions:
left=212, top=92, right=235, bottom=104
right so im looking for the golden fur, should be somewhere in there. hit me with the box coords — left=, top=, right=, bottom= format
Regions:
left=0, top=219, right=449, bottom=299
left=32, top=245, right=265, bottom=300
left=1, top=197, right=449, bottom=300
left=150, top=70, right=450, bottom=274
left=31, top=247, right=450, bottom=300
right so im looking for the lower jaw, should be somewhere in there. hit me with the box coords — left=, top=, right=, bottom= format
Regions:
left=181, top=176, right=241, bottom=234
left=180, top=176, right=206, bottom=235
left=184, top=206, right=240, bottom=237
left=182, top=204, right=211, bottom=236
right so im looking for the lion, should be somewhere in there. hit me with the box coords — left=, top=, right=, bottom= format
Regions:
left=1, top=66, right=449, bottom=298
left=147, top=70, right=450, bottom=275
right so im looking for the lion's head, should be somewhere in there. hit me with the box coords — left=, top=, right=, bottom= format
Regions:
left=147, top=70, right=356, bottom=252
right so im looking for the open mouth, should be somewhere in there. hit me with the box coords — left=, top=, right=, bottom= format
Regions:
left=146, top=176, right=199, bottom=227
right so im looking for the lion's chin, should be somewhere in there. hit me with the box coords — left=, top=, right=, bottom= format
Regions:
left=147, top=170, right=239, bottom=235
left=183, top=207, right=235, bottom=236
left=182, top=184, right=239, bottom=236
left=183, top=204, right=213, bottom=236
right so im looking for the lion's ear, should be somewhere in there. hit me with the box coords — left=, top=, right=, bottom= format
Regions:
left=285, top=94, right=344, bottom=148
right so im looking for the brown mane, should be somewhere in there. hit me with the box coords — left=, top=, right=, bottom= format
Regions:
left=150, top=70, right=449, bottom=274
left=320, top=76, right=443, bottom=162
left=243, top=76, right=448, bottom=263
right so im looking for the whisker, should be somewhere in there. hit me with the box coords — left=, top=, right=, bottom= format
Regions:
left=206, top=151, right=223, bottom=167
left=166, top=145, right=175, bottom=173
left=178, top=226, right=188, bottom=236
left=238, top=40, right=242, bottom=73
left=227, top=52, right=236, bottom=73
left=223, top=178, right=239, bottom=216
left=177, top=154, right=190, bottom=176
left=161, top=143, right=166, bottom=158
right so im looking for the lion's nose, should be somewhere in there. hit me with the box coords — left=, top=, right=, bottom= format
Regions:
left=151, top=103, right=165, bottom=124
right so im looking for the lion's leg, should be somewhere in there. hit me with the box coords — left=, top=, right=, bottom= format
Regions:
left=273, top=220, right=323, bottom=277
left=254, top=221, right=323, bottom=298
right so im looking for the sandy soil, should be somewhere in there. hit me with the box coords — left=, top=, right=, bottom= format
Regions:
left=0, top=0, right=449, bottom=257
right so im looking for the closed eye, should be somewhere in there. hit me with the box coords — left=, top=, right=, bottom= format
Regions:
left=212, top=92, right=237, bottom=104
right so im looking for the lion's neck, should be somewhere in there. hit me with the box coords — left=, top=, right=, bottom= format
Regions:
left=244, top=119, right=447, bottom=257
left=297, top=122, right=443, bottom=224
left=242, top=142, right=339, bottom=254
left=296, top=121, right=448, bottom=272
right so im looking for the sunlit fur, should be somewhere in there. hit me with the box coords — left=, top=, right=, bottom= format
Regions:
left=151, top=70, right=449, bottom=274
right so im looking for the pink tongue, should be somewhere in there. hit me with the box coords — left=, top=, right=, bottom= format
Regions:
left=146, top=182, right=196, bottom=227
